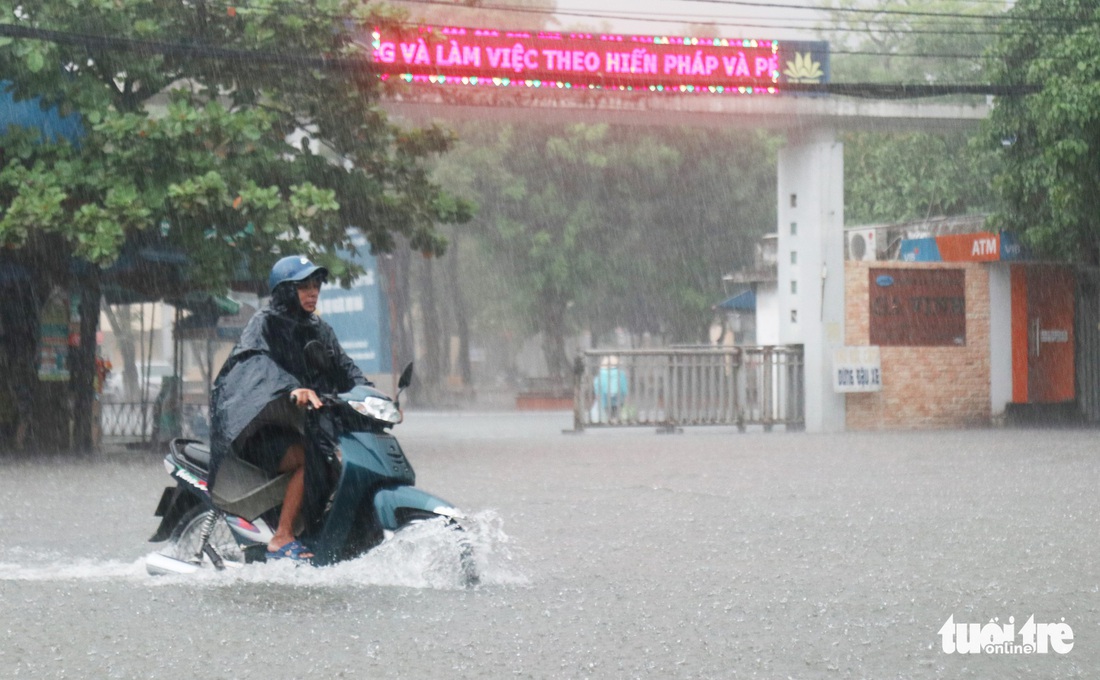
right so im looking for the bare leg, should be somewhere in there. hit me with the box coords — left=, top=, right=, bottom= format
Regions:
left=268, top=443, right=314, bottom=556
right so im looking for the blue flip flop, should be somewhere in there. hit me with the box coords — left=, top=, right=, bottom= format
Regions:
left=266, top=539, right=313, bottom=563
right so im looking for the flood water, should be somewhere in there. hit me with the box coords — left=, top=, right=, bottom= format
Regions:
left=1, top=412, right=1096, bottom=678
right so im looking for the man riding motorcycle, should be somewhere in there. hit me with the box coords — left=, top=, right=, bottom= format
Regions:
left=208, top=255, right=370, bottom=562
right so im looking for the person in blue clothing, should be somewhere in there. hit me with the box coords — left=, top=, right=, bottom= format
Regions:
left=208, top=255, right=370, bottom=562
left=593, top=356, right=628, bottom=423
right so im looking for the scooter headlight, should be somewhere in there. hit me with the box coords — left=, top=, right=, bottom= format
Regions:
left=347, top=395, right=403, bottom=424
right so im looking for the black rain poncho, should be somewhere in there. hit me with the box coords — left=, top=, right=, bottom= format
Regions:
left=208, top=283, right=369, bottom=486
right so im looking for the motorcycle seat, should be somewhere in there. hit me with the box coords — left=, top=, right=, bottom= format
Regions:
left=181, top=442, right=212, bottom=471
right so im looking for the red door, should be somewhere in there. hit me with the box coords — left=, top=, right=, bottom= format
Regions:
left=1012, top=265, right=1075, bottom=403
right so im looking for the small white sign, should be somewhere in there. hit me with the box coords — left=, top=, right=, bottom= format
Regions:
left=833, top=346, right=882, bottom=393
left=1040, top=328, right=1069, bottom=343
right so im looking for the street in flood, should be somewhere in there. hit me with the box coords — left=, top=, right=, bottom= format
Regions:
left=1, top=412, right=1097, bottom=679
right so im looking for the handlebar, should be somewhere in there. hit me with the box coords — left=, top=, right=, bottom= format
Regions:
left=288, top=389, right=335, bottom=410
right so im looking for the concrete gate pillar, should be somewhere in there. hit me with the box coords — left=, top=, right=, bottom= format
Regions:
left=776, top=127, right=846, bottom=433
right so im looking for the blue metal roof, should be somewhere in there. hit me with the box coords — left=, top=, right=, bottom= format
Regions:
left=716, top=289, right=756, bottom=312
left=0, top=82, right=83, bottom=144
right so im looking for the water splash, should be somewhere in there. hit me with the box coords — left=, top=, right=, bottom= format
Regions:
left=0, top=510, right=525, bottom=590
left=0, top=558, right=148, bottom=582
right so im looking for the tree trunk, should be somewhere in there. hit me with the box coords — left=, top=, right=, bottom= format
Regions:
left=417, top=255, right=443, bottom=399
left=102, top=303, right=140, bottom=398
left=445, top=234, right=472, bottom=386
left=540, top=298, right=570, bottom=380
left=187, top=338, right=216, bottom=393
left=380, top=249, right=415, bottom=392
left=71, top=273, right=101, bottom=453
left=0, top=270, right=40, bottom=452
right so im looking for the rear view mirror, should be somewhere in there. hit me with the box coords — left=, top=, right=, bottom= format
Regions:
left=398, top=363, right=414, bottom=390
left=304, top=340, right=332, bottom=375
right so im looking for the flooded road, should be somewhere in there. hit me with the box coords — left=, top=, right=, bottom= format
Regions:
left=1, top=413, right=1097, bottom=678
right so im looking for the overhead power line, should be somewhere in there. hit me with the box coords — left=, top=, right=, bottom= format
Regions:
left=169, top=0, right=1088, bottom=68
left=788, top=81, right=1039, bottom=98
left=0, top=23, right=371, bottom=72
left=661, top=0, right=1060, bottom=23
left=200, top=0, right=1092, bottom=41
left=390, top=0, right=1096, bottom=29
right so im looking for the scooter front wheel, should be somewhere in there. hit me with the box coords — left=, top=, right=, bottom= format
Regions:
left=395, top=510, right=480, bottom=588
left=148, top=506, right=247, bottom=574
left=450, top=518, right=480, bottom=588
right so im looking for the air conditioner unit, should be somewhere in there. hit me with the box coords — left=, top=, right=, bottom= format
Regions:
left=845, top=228, right=878, bottom=261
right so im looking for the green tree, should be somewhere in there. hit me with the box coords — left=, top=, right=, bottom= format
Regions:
left=0, top=0, right=467, bottom=451
left=458, top=123, right=614, bottom=378
left=389, top=0, right=557, bottom=30
left=985, top=0, right=1100, bottom=261
left=843, top=130, right=1000, bottom=225
left=821, top=0, right=1007, bottom=226
left=436, top=122, right=777, bottom=379
left=586, top=127, right=778, bottom=344
left=822, top=0, right=1006, bottom=86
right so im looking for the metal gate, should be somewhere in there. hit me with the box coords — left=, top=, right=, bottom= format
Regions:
left=1076, top=269, right=1100, bottom=423
left=571, top=346, right=804, bottom=432
left=100, top=401, right=208, bottom=443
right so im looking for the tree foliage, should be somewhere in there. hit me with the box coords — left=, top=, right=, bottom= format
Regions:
left=823, top=0, right=1006, bottom=226
left=0, top=0, right=467, bottom=288
left=584, top=127, right=778, bottom=343
left=843, top=129, right=1000, bottom=225
left=389, top=0, right=557, bottom=30
left=985, top=0, right=1100, bottom=262
left=822, top=0, right=1005, bottom=86
left=444, top=123, right=613, bottom=377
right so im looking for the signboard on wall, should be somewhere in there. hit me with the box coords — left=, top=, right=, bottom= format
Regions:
left=899, top=230, right=1030, bottom=263
left=317, top=232, right=391, bottom=376
left=37, top=289, right=73, bottom=381
left=372, top=26, right=829, bottom=93
left=869, top=269, right=966, bottom=346
left=833, top=346, right=882, bottom=393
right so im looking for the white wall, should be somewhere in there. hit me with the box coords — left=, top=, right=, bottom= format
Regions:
left=776, top=128, right=846, bottom=433
left=755, top=282, right=780, bottom=345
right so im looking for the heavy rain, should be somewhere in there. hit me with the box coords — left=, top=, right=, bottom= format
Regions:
left=2, top=0, right=1099, bottom=678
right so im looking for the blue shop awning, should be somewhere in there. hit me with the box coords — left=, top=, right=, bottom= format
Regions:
left=716, top=289, right=756, bottom=312
left=1, top=82, right=83, bottom=145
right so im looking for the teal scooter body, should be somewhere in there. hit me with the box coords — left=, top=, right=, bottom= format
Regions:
left=307, top=429, right=460, bottom=566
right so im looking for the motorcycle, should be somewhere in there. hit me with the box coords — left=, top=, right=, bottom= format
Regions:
left=144, top=352, right=478, bottom=585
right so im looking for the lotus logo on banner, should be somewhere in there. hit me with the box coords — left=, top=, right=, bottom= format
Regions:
left=778, top=42, right=830, bottom=88
left=783, top=53, right=824, bottom=83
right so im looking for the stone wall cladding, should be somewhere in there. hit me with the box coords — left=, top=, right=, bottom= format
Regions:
left=845, top=261, right=991, bottom=430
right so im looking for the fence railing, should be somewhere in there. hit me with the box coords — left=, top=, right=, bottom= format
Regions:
left=572, top=346, right=804, bottom=432
left=100, top=401, right=209, bottom=442
left=100, top=402, right=155, bottom=439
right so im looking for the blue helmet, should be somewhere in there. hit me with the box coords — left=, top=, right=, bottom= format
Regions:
left=268, top=255, right=329, bottom=292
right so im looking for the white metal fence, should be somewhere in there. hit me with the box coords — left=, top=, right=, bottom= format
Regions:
left=100, top=402, right=155, bottom=438
left=100, top=401, right=209, bottom=442
left=572, top=346, right=804, bottom=432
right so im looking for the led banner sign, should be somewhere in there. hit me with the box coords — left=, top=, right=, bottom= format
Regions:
left=372, top=26, right=829, bottom=94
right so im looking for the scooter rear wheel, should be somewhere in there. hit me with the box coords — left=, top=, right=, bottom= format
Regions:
left=162, top=506, right=246, bottom=569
